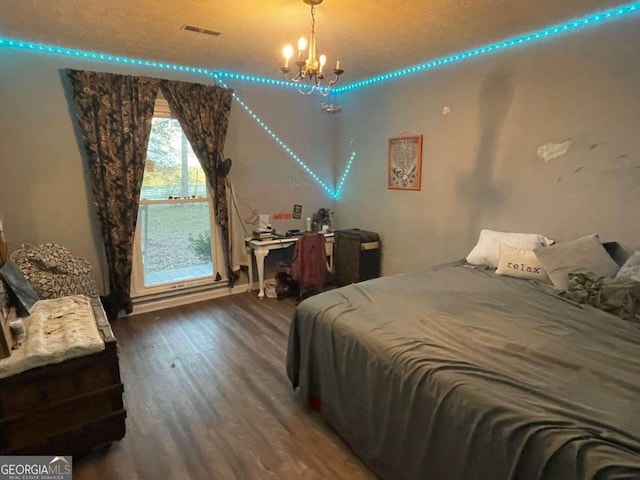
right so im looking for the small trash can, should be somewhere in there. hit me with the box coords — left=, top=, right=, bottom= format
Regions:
left=264, top=279, right=278, bottom=298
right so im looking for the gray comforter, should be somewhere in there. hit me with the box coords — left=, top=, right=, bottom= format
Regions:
left=286, top=261, right=640, bottom=480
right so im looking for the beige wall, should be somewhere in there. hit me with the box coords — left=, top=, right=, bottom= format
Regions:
left=334, top=17, right=640, bottom=275
left=2, top=15, right=639, bottom=291
left=0, top=50, right=337, bottom=292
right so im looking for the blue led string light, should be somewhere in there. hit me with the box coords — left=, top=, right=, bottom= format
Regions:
left=334, top=151, right=356, bottom=199
left=0, top=37, right=322, bottom=91
left=1, top=2, right=638, bottom=93
left=214, top=71, right=330, bottom=94
left=0, top=37, right=216, bottom=74
left=213, top=74, right=355, bottom=198
left=334, top=1, right=640, bottom=93
left=2, top=1, right=637, bottom=196
left=0, top=36, right=356, bottom=198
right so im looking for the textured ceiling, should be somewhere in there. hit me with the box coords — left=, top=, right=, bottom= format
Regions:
left=0, top=0, right=631, bottom=83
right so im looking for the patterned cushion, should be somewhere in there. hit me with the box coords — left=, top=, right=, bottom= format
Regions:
left=9, top=244, right=98, bottom=299
left=615, top=250, right=640, bottom=282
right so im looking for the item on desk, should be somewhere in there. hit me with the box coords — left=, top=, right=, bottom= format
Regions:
left=312, top=208, right=333, bottom=232
left=259, top=214, right=270, bottom=229
left=306, top=217, right=312, bottom=233
left=286, top=229, right=302, bottom=237
left=253, top=226, right=275, bottom=240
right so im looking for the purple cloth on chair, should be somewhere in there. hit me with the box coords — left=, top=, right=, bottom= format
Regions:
left=276, top=233, right=327, bottom=299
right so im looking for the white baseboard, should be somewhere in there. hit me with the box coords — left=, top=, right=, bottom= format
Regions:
left=130, top=282, right=254, bottom=316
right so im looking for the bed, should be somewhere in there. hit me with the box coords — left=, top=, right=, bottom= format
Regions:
left=286, top=259, right=640, bottom=479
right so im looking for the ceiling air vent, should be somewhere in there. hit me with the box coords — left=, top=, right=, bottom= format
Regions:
left=180, top=24, right=221, bottom=37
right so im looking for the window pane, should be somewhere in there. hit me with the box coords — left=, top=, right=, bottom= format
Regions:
left=138, top=202, right=213, bottom=286
left=141, top=117, right=207, bottom=200
left=135, top=115, right=215, bottom=289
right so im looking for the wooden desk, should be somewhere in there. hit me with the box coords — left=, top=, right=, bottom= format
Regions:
left=246, top=233, right=334, bottom=299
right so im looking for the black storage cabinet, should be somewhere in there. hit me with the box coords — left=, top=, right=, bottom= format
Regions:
left=334, top=229, right=381, bottom=287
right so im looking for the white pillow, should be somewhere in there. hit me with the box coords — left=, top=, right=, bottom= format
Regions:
left=466, top=229, right=553, bottom=268
left=495, top=243, right=550, bottom=283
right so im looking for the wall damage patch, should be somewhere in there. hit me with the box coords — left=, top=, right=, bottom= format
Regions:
left=537, top=139, right=572, bottom=162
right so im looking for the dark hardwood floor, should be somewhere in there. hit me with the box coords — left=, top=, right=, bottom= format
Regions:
left=74, top=292, right=375, bottom=480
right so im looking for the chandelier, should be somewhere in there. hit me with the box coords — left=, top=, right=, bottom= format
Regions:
left=280, top=0, right=344, bottom=95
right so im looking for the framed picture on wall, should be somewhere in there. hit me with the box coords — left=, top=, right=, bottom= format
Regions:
left=387, top=135, right=423, bottom=190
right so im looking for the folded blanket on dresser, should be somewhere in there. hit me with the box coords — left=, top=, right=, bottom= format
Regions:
left=0, top=295, right=105, bottom=379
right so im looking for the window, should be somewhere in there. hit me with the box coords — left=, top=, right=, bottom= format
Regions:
left=131, top=99, right=224, bottom=298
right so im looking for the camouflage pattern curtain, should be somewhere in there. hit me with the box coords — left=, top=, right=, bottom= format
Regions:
left=159, top=80, right=238, bottom=285
left=66, top=69, right=159, bottom=318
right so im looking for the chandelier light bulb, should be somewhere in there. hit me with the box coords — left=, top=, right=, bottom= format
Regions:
left=297, top=37, right=307, bottom=59
left=283, top=44, right=294, bottom=68
left=319, top=54, right=326, bottom=73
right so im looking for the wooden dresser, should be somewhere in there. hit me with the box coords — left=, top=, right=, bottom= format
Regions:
left=0, top=298, right=126, bottom=455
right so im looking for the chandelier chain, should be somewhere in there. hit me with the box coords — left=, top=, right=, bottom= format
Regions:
left=309, top=5, right=317, bottom=62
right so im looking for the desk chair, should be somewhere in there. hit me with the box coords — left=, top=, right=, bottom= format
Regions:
left=275, top=233, right=328, bottom=300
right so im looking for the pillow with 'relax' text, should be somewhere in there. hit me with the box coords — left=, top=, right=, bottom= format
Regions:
left=495, top=243, right=551, bottom=283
